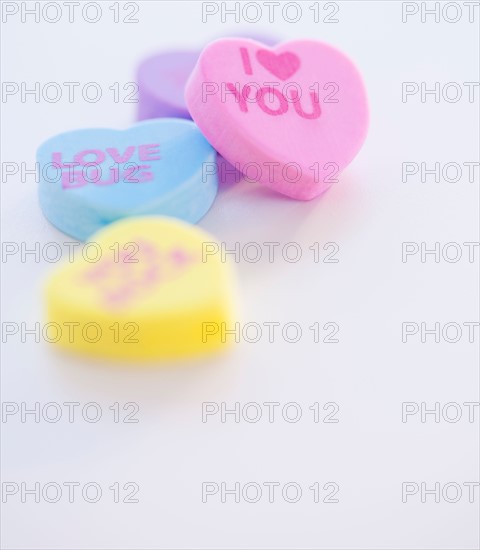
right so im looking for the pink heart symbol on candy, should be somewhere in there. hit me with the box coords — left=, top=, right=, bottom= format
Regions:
left=256, top=50, right=300, bottom=80
left=185, top=38, right=369, bottom=200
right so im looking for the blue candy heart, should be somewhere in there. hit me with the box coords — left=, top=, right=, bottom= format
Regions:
left=37, top=118, right=218, bottom=241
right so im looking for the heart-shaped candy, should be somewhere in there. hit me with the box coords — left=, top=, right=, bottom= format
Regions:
left=137, top=51, right=199, bottom=120
left=45, top=216, right=236, bottom=360
left=136, top=35, right=278, bottom=121
left=256, top=50, right=300, bottom=80
left=37, top=119, right=218, bottom=241
left=185, top=38, right=369, bottom=200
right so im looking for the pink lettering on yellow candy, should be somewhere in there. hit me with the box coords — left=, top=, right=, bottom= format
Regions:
left=81, top=240, right=197, bottom=309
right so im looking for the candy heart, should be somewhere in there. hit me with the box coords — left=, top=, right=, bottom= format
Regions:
left=256, top=50, right=300, bottom=80
left=45, top=216, right=236, bottom=360
left=137, top=51, right=199, bottom=120
left=136, top=35, right=278, bottom=121
left=185, top=38, right=369, bottom=200
left=37, top=119, right=218, bottom=241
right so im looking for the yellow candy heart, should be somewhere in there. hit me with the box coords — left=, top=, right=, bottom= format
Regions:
left=45, top=216, right=236, bottom=360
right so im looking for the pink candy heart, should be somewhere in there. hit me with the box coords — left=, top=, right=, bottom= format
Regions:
left=185, top=38, right=369, bottom=200
left=256, top=50, right=300, bottom=80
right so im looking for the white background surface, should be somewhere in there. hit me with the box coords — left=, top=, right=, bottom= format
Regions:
left=1, top=1, right=479, bottom=549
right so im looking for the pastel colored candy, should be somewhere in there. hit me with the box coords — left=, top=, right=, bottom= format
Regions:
left=45, top=216, right=236, bottom=360
left=216, top=155, right=243, bottom=187
left=37, top=118, right=218, bottom=241
left=137, top=51, right=199, bottom=120
left=185, top=38, right=369, bottom=200
left=136, top=35, right=277, bottom=121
